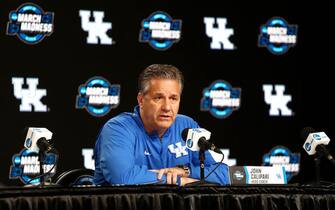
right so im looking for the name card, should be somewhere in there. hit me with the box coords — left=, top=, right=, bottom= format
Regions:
left=229, top=166, right=287, bottom=185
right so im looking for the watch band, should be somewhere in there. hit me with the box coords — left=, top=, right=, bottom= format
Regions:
left=176, top=165, right=190, bottom=177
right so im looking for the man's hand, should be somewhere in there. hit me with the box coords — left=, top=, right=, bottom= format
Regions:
left=149, top=167, right=187, bottom=185
left=180, top=177, right=199, bottom=186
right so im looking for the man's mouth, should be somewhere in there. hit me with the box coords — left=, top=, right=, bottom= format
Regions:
left=159, top=114, right=171, bottom=120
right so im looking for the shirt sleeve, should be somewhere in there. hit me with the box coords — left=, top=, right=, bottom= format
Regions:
left=97, top=121, right=166, bottom=185
left=188, top=148, right=230, bottom=185
left=182, top=119, right=230, bottom=185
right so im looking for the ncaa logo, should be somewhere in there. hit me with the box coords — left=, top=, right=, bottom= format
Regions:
left=9, top=149, right=57, bottom=185
left=25, top=138, right=32, bottom=148
left=304, top=143, right=311, bottom=151
left=313, top=134, right=321, bottom=140
left=139, top=11, right=182, bottom=50
left=76, top=76, right=120, bottom=117
left=263, top=146, right=300, bottom=181
left=201, top=80, right=241, bottom=119
left=6, top=3, right=54, bottom=44
left=258, top=17, right=298, bottom=55
left=186, top=139, right=193, bottom=148
left=233, top=170, right=244, bottom=180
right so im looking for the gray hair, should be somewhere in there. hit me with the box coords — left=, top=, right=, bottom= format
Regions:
left=138, top=64, right=184, bottom=94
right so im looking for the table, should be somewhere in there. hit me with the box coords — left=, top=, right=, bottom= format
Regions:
left=0, top=185, right=334, bottom=210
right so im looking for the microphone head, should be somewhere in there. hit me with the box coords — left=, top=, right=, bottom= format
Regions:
left=181, top=128, right=211, bottom=151
left=181, top=128, right=190, bottom=141
left=37, top=137, right=51, bottom=152
left=24, top=127, right=53, bottom=152
left=301, top=127, right=315, bottom=141
left=302, top=127, right=330, bottom=155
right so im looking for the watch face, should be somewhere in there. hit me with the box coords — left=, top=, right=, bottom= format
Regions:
left=184, top=166, right=190, bottom=176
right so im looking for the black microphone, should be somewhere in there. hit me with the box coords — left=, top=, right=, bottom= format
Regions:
left=301, top=127, right=335, bottom=165
left=182, top=128, right=223, bottom=154
left=36, top=137, right=52, bottom=152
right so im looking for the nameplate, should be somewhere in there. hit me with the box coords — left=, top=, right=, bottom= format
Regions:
left=229, top=166, right=287, bottom=185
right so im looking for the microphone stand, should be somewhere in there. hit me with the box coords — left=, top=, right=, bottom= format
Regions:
left=200, top=149, right=205, bottom=181
left=313, top=152, right=322, bottom=187
left=185, top=148, right=220, bottom=187
left=38, top=150, right=45, bottom=187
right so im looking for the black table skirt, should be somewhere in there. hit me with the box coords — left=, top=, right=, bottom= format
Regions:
left=1, top=185, right=335, bottom=210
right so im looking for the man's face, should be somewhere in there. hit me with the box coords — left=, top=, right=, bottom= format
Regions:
left=137, top=79, right=181, bottom=136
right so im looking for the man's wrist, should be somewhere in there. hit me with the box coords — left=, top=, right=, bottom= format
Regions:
left=176, top=165, right=190, bottom=177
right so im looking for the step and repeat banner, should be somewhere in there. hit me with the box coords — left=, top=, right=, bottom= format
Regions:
left=1, top=1, right=333, bottom=185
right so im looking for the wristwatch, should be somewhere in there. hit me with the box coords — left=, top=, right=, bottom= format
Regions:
left=176, top=165, right=190, bottom=177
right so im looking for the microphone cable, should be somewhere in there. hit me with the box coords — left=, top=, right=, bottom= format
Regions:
left=204, top=151, right=225, bottom=179
left=26, top=148, right=59, bottom=185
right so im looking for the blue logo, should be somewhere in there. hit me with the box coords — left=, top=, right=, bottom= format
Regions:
left=9, top=149, right=57, bottom=185
left=233, top=170, right=244, bottom=180
left=6, top=3, right=54, bottom=44
left=186, top=139, right=193, bottom=148
left=263, top=146, right=300, bottom=181
left=73, top=176, right=95, bottom=186
left=76, top=76, right=120, bottom=117
left=313, top=134, right=321, bottom=140
left=258, top=17, right=298, bottom=55
left=304, top=143, right=311, bottom=151
left=25, top=138, right=32, bottom=148
left=201, top=80, right=241, bottom=119
left=139, top=11, right=182, bottom=50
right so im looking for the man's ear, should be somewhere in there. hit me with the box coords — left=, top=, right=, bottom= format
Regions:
left=137, top=93, right=143, bottom=108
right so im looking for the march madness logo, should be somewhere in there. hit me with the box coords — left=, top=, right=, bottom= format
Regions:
left=139, top=11, right=182, bottom=50
left=258, top=17, right=298, bottom=55
left=263, top=146, right=300, bottom=181
left=201, top=80, right=241, bottom=119
left=6, top=3, right=54, bottom=44
left=9, top=149, right=57, bottom=185
left=76, top=76, right=120, bottom=117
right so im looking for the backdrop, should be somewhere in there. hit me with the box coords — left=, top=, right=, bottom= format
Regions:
left=1, top=0, right=333, bottom=186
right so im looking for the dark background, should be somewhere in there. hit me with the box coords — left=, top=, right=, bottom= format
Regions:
left=0, top=0, right=333, bottom=186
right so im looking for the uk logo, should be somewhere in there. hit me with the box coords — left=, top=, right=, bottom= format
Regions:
left=139, top=11, right=182, bottom=50
left=12, top=77, right=47, bottom=112
left=201, top=80, right=241, bottom=119
left=82, top=149, right=95, bottom=170
left=168, top=142, right=188, bottom=158
left=258, top=17, right=298, bottom=55
left=204, top=17, right=235, bottom=50
left=263, top=84, right=292, bottom=116
left=79, top=10, right=113, bottom=45
left=76, top=76, right=120, bottom=117
left=6, top=3, right=54, bottom=44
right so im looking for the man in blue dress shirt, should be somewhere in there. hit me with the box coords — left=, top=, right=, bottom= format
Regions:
left=94, top=64, right=229, bottom=186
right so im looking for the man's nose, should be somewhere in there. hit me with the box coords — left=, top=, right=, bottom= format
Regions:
left=161, top=98, right=172, bottom=111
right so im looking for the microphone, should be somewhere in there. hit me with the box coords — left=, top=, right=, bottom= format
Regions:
left=36, top=137, right=52, bottom=152
left=301, top=127, right=335, bottom=164
left=24, top=127, right=53, bottom=153
left=182, top=128, right=223, bottom=154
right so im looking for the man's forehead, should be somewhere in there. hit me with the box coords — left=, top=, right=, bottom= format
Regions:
left=149, top=78, right=179, bottom=85
left=148, top=79, right=181, bottom=92
left=151, top=91, right=180, bottom=96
